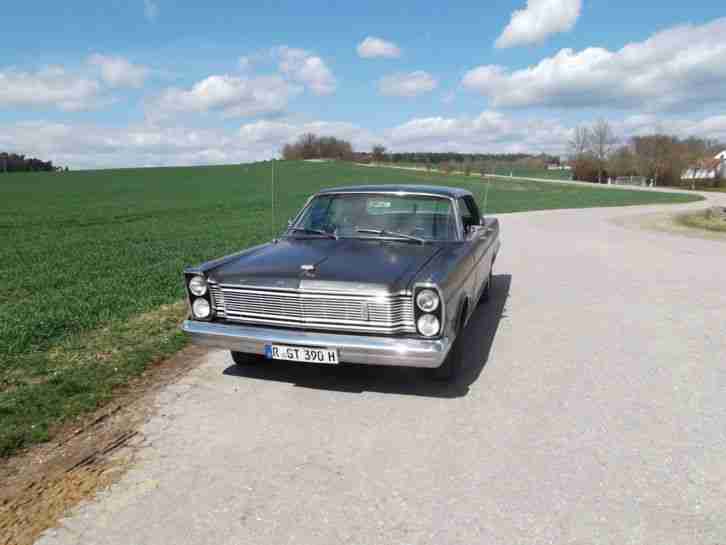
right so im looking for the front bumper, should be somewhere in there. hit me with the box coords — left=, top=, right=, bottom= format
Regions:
left=182, top=320, right=451, bottom=368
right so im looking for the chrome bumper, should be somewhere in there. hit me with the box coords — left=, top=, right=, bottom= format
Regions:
left=182, top=320, right=451, bottom=368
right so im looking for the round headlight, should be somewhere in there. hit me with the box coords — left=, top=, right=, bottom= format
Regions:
left=192, top=298, right=211, bottom=319
left=416, top=289, right=440, bottom=312
left=417, top=314, right=440, bottom=337
left=189, top=275, right=208, bottom=296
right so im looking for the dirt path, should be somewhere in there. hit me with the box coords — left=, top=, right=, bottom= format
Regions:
left=26, top=191, right=726, bottom=545
left=0, top=346, right=210, bottom=545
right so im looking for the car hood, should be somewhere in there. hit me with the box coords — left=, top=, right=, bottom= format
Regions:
left=207, top=237, right=443, bottom=293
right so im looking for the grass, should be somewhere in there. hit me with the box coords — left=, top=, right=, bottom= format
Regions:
left=0, top=160, right=702, bottom=456
left=676, top=209, right=726, bottom=233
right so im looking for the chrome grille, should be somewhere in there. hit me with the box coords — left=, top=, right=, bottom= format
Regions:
left=209, top=284, right=226, bottom=318
left=213, top=284, right=415, bottom=334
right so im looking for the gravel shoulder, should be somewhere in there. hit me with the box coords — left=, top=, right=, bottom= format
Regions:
left=610, top=190, right=726, bottom=241
left=34, top=191, right=726, bottom=545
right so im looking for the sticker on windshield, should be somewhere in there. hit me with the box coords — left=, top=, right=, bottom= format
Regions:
left=368, top=200, right=392, bottom=209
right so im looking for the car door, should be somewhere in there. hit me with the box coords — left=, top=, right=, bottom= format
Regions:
left=458, top=196, right=489, bottom=302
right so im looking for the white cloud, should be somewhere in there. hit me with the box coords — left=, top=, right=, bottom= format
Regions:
left=4, top=112, right=726, bottom=170
left=0, top=67, right=102, bottom=111
left=387, top=111, right=572, bottom=155
left=144, top=0, right=159, bottom=21
left=275, top=46, right=336, bottom=95
left=150, top=47, right=336, bottom=119
left=615, top=114, right=726, bottom=143
left=465, top=17, right=726, bottom=111
left=0, top=121, right=237, bottom=169
left=155, top=74, right=299, bottom=118
left=378, top=71, right=438, bottom=97
left=357, top=37, right=402, bottom=59
left=0, top=112, right=576, bottom=169
left=0, top=119, right=379, bottom=169
left=88, top=54, right=149, bottom=88
left=496, top=0, right=581, bottom=48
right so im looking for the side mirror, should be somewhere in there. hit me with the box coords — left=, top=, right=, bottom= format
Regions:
left=467, top=224, right=484, bottom=239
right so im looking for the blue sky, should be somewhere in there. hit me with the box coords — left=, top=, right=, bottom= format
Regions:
left=1, top=0, right=725, bottom=168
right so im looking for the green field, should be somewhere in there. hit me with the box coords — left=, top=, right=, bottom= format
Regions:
left=0, top=161, right=701, bottom=456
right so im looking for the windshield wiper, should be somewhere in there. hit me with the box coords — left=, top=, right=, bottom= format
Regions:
left=355, top=228, right=425, bottom=244
left=290, top=227, right=337, bottom=239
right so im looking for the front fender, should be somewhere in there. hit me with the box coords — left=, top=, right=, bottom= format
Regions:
left=410, top=242, right=474, bottom=339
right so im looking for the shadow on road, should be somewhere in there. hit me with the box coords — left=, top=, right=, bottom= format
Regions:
left=223, top=274, right=511, bottom=398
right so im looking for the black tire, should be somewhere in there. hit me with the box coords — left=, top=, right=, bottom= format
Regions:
left=479, top=267, right=494, bottom=305
left=430, top=311, right=466, bottom=382
left=230, top=351, right=261, bottom=366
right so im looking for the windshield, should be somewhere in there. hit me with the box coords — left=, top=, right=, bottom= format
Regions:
left=291, top=193, right=457, bottom=241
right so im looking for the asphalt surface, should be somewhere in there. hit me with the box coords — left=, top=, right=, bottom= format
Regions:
left=39, top=193, right=726, bottom=545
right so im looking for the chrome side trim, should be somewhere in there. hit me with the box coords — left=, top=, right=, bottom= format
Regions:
left=182, top=320, right=451, bottom=368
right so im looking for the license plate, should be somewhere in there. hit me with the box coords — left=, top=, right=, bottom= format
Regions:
left=264, top=344, right=339, bottom=364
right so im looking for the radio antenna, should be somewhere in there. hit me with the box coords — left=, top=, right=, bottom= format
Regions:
left=271, top=158, right=276, bottom=240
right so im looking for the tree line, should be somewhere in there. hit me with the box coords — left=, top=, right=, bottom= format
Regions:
left=569, top=120, right=723, bottom=186
left=0, top=152, right=58, bottom=173
left=280, top=128, right=723, bottom=188
left=360, top=150, right=560, bottom=165
left=280, top=134, right=560, bottom=170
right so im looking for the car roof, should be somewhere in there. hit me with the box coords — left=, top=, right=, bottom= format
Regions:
left=316, top=184, right=472, bottom=198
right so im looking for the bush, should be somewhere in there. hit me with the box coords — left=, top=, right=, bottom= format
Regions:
left=0, top=152, right=55, bottom=173
left=281, top=134, right=353, bottom=161
left=573, top=156, right=607, bottom=183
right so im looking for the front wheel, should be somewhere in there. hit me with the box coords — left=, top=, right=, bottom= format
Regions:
left=429, top=321, right=465, bottom=382
left=479, top=268, right=493, bottom=305
left=230, top=351, right=261, bottom=366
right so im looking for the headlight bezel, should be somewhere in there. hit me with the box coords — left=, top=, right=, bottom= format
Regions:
left=185, top=271, right=214, bottom=321
left=192, top=297, right=211, bottom=319
left=413, top=283, right=444, bottom=338
left=188, top=275, right=208, bottom=297
left=415, top=289, right=440, bottom=313
left=417, top=314, right=440, bottom=337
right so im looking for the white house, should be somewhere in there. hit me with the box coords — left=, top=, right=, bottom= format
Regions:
left=682, top=150, right=726, bottom=180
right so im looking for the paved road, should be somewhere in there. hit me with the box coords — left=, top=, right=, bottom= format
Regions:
left=39, top=194, right=726, bottom=545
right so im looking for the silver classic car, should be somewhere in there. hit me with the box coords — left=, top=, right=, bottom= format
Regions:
left=182, top=185, right=501, bottom=380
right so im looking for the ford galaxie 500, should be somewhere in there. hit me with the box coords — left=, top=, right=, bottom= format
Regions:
left=182, top=185, right=500, bottom=380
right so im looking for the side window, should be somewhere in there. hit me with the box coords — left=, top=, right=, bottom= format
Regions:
left=458, top=197, right=479, bottom=233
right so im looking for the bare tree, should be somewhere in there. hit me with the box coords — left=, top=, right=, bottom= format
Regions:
left=569, top=126, right=590, bottom=160
left=608, top=144, right=637, bottom=178
left=589, top=119, right=618, bottom=183
left=372, top=145, right=386, bottom=163
left=632, top=134, right=678, bottom=186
